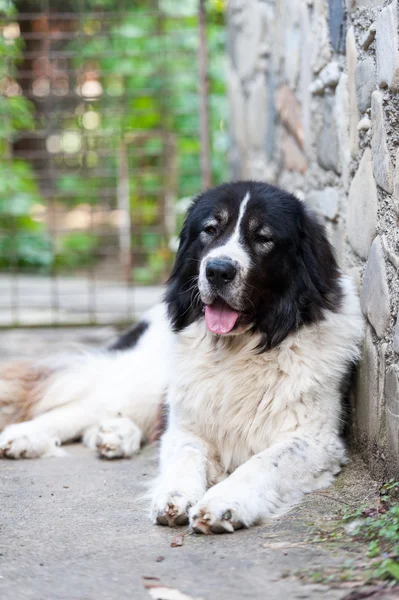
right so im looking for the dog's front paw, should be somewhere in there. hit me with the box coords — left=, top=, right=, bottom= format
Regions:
left=189, top=497, right=244, bottom=535
left=151, top=489, right=197, bottom=527
left=0, top=423, right=66, bottom=459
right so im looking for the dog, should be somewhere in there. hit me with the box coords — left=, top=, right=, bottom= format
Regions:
left=0, top=181, right=364, bottom=534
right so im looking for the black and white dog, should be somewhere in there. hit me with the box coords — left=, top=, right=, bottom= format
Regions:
left=0, top=181, right=363, bottom=534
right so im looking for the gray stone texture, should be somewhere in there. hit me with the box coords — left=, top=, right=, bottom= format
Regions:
left=307, top=187, right=339, bottom=221
left=247, top=73, right=268, bottom=153
left=317, top=95, right=341, bottom=174
left=360, top=237, right=390, bottom=339
left=371, top=90, right=394, bottom=193
left=393, top=148, right=399, bottom=215
left=346, top=27, right=359, bottom=158
left=299, top=1, right=313, bottom=156
left=348, top=0, right=383, bottom=8
left=335, top=73, right=351, bottom=190
left=355, top=56, right=377, bottom=113
left=385, top=368, right=399, bottom=473
left=355, top=325, right=380, bottom=444
left=228, top=1, right=399, bottom=474
left=376, top=0, right=399, bottom=92
left=347, top=148, right=378, bottom=259
left=312, top=0, right=332, bottom=74
left=328, top=0, right=347, bottom=54
left=394, top=309, right=399, bottom=353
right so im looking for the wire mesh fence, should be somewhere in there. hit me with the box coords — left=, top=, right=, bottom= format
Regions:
left=0, top=0, right=227, bottom=326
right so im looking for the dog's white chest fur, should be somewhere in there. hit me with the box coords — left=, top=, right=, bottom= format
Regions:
left=168, top=277, right=363, bottom=475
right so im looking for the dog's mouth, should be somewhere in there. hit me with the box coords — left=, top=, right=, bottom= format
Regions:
left=204, top=299, right=242, bottom=335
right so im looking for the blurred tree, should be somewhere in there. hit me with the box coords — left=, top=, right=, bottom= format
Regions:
left=1, top=0, right=228, bottom=280
left=0, top=1, right=54, bottom=270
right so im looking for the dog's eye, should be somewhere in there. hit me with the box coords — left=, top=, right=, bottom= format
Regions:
left=256, top=233, right=273, bottom=244
left=204, top=224, right=218, bottom=235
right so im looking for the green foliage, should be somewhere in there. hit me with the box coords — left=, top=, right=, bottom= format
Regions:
left=55, top=232, right=99, bottom=270
left=1, top=0, right=227, bottom=278
left=341, top=480, right=399, bottom=570
left=0, top=3, right=52, bottom=269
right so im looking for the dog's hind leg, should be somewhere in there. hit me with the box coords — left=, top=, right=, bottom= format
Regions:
left=83, top=416, right=142, bottom=459
left=0, top=398, right=99, bottom=458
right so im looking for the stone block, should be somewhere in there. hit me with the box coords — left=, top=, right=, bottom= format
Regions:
left=347, top=148, right=378, bottom=259
left=346, top=27, right=359, bottom=158
left=234, top=0, right=264, bottom=80
left=352, top=0, right=384, bottom=7
left=282, top=134, right=307, bottom=174
left=371, top=90, right=394, bottom=193
left=283, top=0, right=301, bottom=88
left=247, top=73, right=268, bottom=153
left=275, top=85, right=304, bottom=148
left=394, top=310, right=399, bottom=353
left=357, top=116, right=371, bottom=131
left=355, top=56, right=377, bottom=113
left=335, top=73, right=351, bottom=190
left=320, top=61, right=341, bottom=88
left=393, top=148, right=399, bottom=214
left=355, top=325, right=379, bottom=443
left=360, top=236, right=391, bottom=339
left=385, top=368, right=399, bottom=474
left=376, top=0, right=399, bottom=92
left=312, top=0, right=332, bottom=74
left=328, top=0, right=346, bottom=54
left=317, top=95, right=341, bottom=174
left=226, top=59, right=247, bottom=154
left=300, top=1, right=313, bottom=156
left=307, top=187, right=339, bottom=221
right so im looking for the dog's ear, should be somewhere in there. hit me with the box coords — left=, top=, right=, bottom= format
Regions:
left=164, top=214, right=201, bottom=332
left=296, top=206, right=341, bottom=313
left=256, top=206, right=341, bottom=352
left=168, top=219, right=190, bottom=281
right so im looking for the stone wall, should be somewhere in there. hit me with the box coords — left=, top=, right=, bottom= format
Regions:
left=227, top=0, right=399, bottom=477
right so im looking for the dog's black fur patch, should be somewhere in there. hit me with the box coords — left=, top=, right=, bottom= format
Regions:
left=165, top=181, right=343, bottom=351
left=110, top=321, right=149, bottom=351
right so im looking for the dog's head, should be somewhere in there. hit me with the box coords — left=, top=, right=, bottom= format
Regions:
left=165, top=181, right=342, bottom=350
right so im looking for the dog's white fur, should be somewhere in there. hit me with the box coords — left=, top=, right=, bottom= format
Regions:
left=0, top=278, right=363, bottom=531
left=0, top=304, right=171, bottom=459
left=151, top=275, right=363, bottom=532
left=0, top=233, right=363, bottom=533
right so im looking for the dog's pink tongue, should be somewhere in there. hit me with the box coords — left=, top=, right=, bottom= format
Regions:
left=205, top=300, right=240, bottom=334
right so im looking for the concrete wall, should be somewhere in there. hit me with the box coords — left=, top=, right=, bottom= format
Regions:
left=227, top=0, right=399, bottom=477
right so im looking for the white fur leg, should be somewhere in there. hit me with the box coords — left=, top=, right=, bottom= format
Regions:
left=190, top=432, right=346, bottom=534
left=0, top=421, right=67, bottom=458
left=0, top=400, right=102, bottom=459
left=151, top=428, right=208, bottom=526
left=84, top=417, right=142, bottom=459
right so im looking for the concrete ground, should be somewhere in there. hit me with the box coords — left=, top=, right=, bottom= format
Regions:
left=0, top=329, right=394, bottom=600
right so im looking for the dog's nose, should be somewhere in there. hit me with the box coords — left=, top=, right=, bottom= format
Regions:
left=206, top=259, right=237, bottom=287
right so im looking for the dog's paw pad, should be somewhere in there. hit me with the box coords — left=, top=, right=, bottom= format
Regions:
left=152, top=492, right=192, bottom=527
left=190, top=504, right=243, bottom=535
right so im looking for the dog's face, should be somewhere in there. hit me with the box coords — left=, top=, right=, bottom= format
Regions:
left=166, top=181, right=342, bottom=350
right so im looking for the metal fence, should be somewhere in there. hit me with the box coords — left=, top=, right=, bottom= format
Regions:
left=0, top=0, right=227, bottom=326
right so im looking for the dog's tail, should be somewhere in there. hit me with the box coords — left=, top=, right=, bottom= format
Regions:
left=0, top=359, right=59, bottom=430
left=0, top=303, right=171, bottom=435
